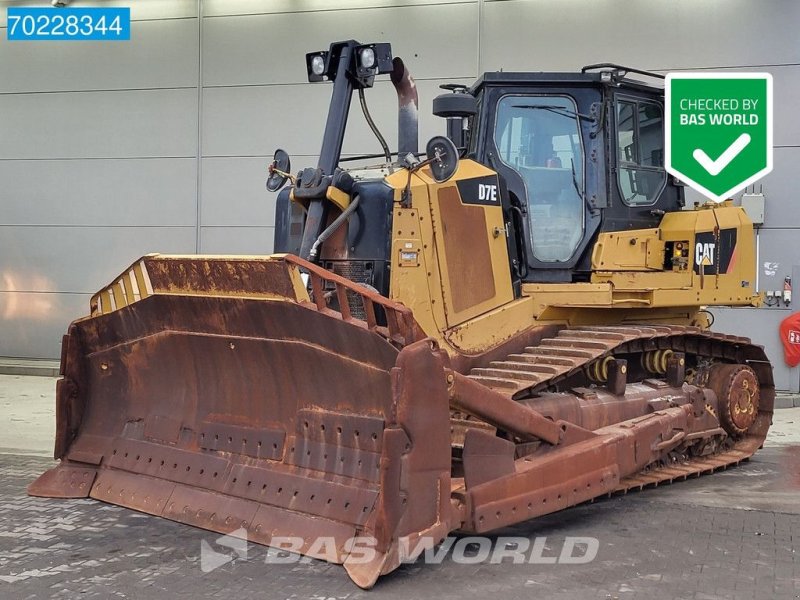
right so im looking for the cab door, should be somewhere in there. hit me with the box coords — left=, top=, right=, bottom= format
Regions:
left=481, top=86, right=604, bottom=282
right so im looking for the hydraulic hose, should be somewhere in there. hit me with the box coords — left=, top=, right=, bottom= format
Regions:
left=358, top=88, right=391, bottom=163
left=307, top=194, right=361, bottom=262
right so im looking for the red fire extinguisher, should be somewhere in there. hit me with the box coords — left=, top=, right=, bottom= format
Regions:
left=780, top=312, right=800, bottom=367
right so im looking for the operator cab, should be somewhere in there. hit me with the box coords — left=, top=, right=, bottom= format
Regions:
left=448, top=66, right=683, bottom=283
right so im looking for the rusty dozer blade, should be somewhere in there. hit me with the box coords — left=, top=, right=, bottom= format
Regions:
left=29, top=254, right=451, bottom=588
left=30, top=255, right=774, bottom=588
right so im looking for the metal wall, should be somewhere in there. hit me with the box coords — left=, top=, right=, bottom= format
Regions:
left=1, top=0, right=798, bottom=391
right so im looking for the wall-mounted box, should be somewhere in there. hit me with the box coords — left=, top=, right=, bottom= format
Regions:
left=741, top=193, right=765, bottom=225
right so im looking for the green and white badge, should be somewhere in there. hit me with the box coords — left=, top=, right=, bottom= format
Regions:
left=665, top=73, right=772, bottom=203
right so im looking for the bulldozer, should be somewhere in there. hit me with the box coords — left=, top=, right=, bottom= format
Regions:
left=30, top=40, right=773, bottom=588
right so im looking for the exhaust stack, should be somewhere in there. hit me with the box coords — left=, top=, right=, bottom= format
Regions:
left=390, top=57, right=418, bottom=156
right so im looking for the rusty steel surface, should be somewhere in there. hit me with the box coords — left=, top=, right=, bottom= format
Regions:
left=389, top=56, right=419, bottom=156
left=284, top=254, right=424, bottom=347
left=90, top=255, right=302, bottom=317
left=462, top=325, right=773, bottom=498
left=30, top=258, right=774, bottom=588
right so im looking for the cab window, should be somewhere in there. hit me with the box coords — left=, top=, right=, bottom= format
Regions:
left=494, top=95, right=585, bottom=263
left=616, top=99, right=666, bottom=206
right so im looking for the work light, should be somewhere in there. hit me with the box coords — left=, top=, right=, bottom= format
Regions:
left=354, top=43, right=393, bottom=79
left=305, top=51, right=329, bottom=82
left=359, top=47, right=376, bottom=70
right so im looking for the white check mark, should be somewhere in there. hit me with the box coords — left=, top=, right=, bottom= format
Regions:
left=692, top=133, right=751, bottom=176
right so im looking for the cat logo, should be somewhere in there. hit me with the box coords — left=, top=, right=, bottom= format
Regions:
left=693, top=229, right=736, bottom=275
left=695, top=242, right=716, bottom=267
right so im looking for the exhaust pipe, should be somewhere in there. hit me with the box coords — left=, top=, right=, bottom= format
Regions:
left=390, top=57, right=418, bottom=156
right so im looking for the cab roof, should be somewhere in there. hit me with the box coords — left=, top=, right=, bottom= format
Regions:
left=470, top=70, right=664, bottom=95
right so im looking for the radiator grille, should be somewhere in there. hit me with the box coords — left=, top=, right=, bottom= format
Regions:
left=323, top=261, right=375, bottom=321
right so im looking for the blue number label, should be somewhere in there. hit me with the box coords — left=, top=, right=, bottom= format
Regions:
left=7, top=7, right=130, bottom=41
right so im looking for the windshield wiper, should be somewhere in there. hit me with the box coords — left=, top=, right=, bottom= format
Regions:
left=512, top=104, right=596, bottom=122
left=569, top=158, right=581, bottom=198
left=570, top=157, right=597, bottom=213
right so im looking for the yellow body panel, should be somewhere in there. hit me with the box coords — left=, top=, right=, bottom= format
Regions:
left=382, top=165, right=759, bottom=357
left=386, top=160, right=515, bottom=333
left=443, top=295, right=540, bottom=355
left=325, top=185, right=351, bottom=211
left=592, top=203, right=758, bottom=307
left=591, top=229, right=664, bottom=271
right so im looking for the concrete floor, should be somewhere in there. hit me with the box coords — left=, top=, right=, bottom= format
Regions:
left=1, top=374, right=800, bottom=599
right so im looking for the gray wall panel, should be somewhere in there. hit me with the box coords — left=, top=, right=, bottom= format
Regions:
left=202, top=82, right=327, bottom=157
left=0, top=0, right=198, bottom=26
left=0, top=292, right=91, bottom=359
left=0, top=19, right=199, bottom=93
left=0, top=226, right=196, bottom=293
left=202, top=78, right=454, bottom=157
left=0, top=158, right=197, bottom=226
left=201, top=157, right=278, bottom=227
left=711, top=306, right=798, bottom=393
left=754, top=147, right=800, bottom=230
left=0, top=89, right=198, bottom=159
left=203, top=0, right=471, bottom=17
left=202, top=3, right=477, bottom=86
left=200, top=226, right=274, bottom=254
left=753, top=229, right=800, bottom=294
left=481, top=0, right=800, bottom=72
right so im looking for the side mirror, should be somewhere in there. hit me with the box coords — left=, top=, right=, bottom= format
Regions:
left=426, top=136, right=459, bottom=183
left=266, top=149, right=291, bottom=192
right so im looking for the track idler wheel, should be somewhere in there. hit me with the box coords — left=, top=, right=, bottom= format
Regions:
left=707, top=364, right=760, bottom=436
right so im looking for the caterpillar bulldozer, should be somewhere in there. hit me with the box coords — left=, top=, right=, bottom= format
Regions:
left=30, top=40, right=773, bottom=588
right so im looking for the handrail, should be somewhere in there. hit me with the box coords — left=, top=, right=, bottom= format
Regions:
left=284, top=254, right=424, bottom=347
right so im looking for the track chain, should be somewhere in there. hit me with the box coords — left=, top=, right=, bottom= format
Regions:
left=466, top=324, right=774, bottom=490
